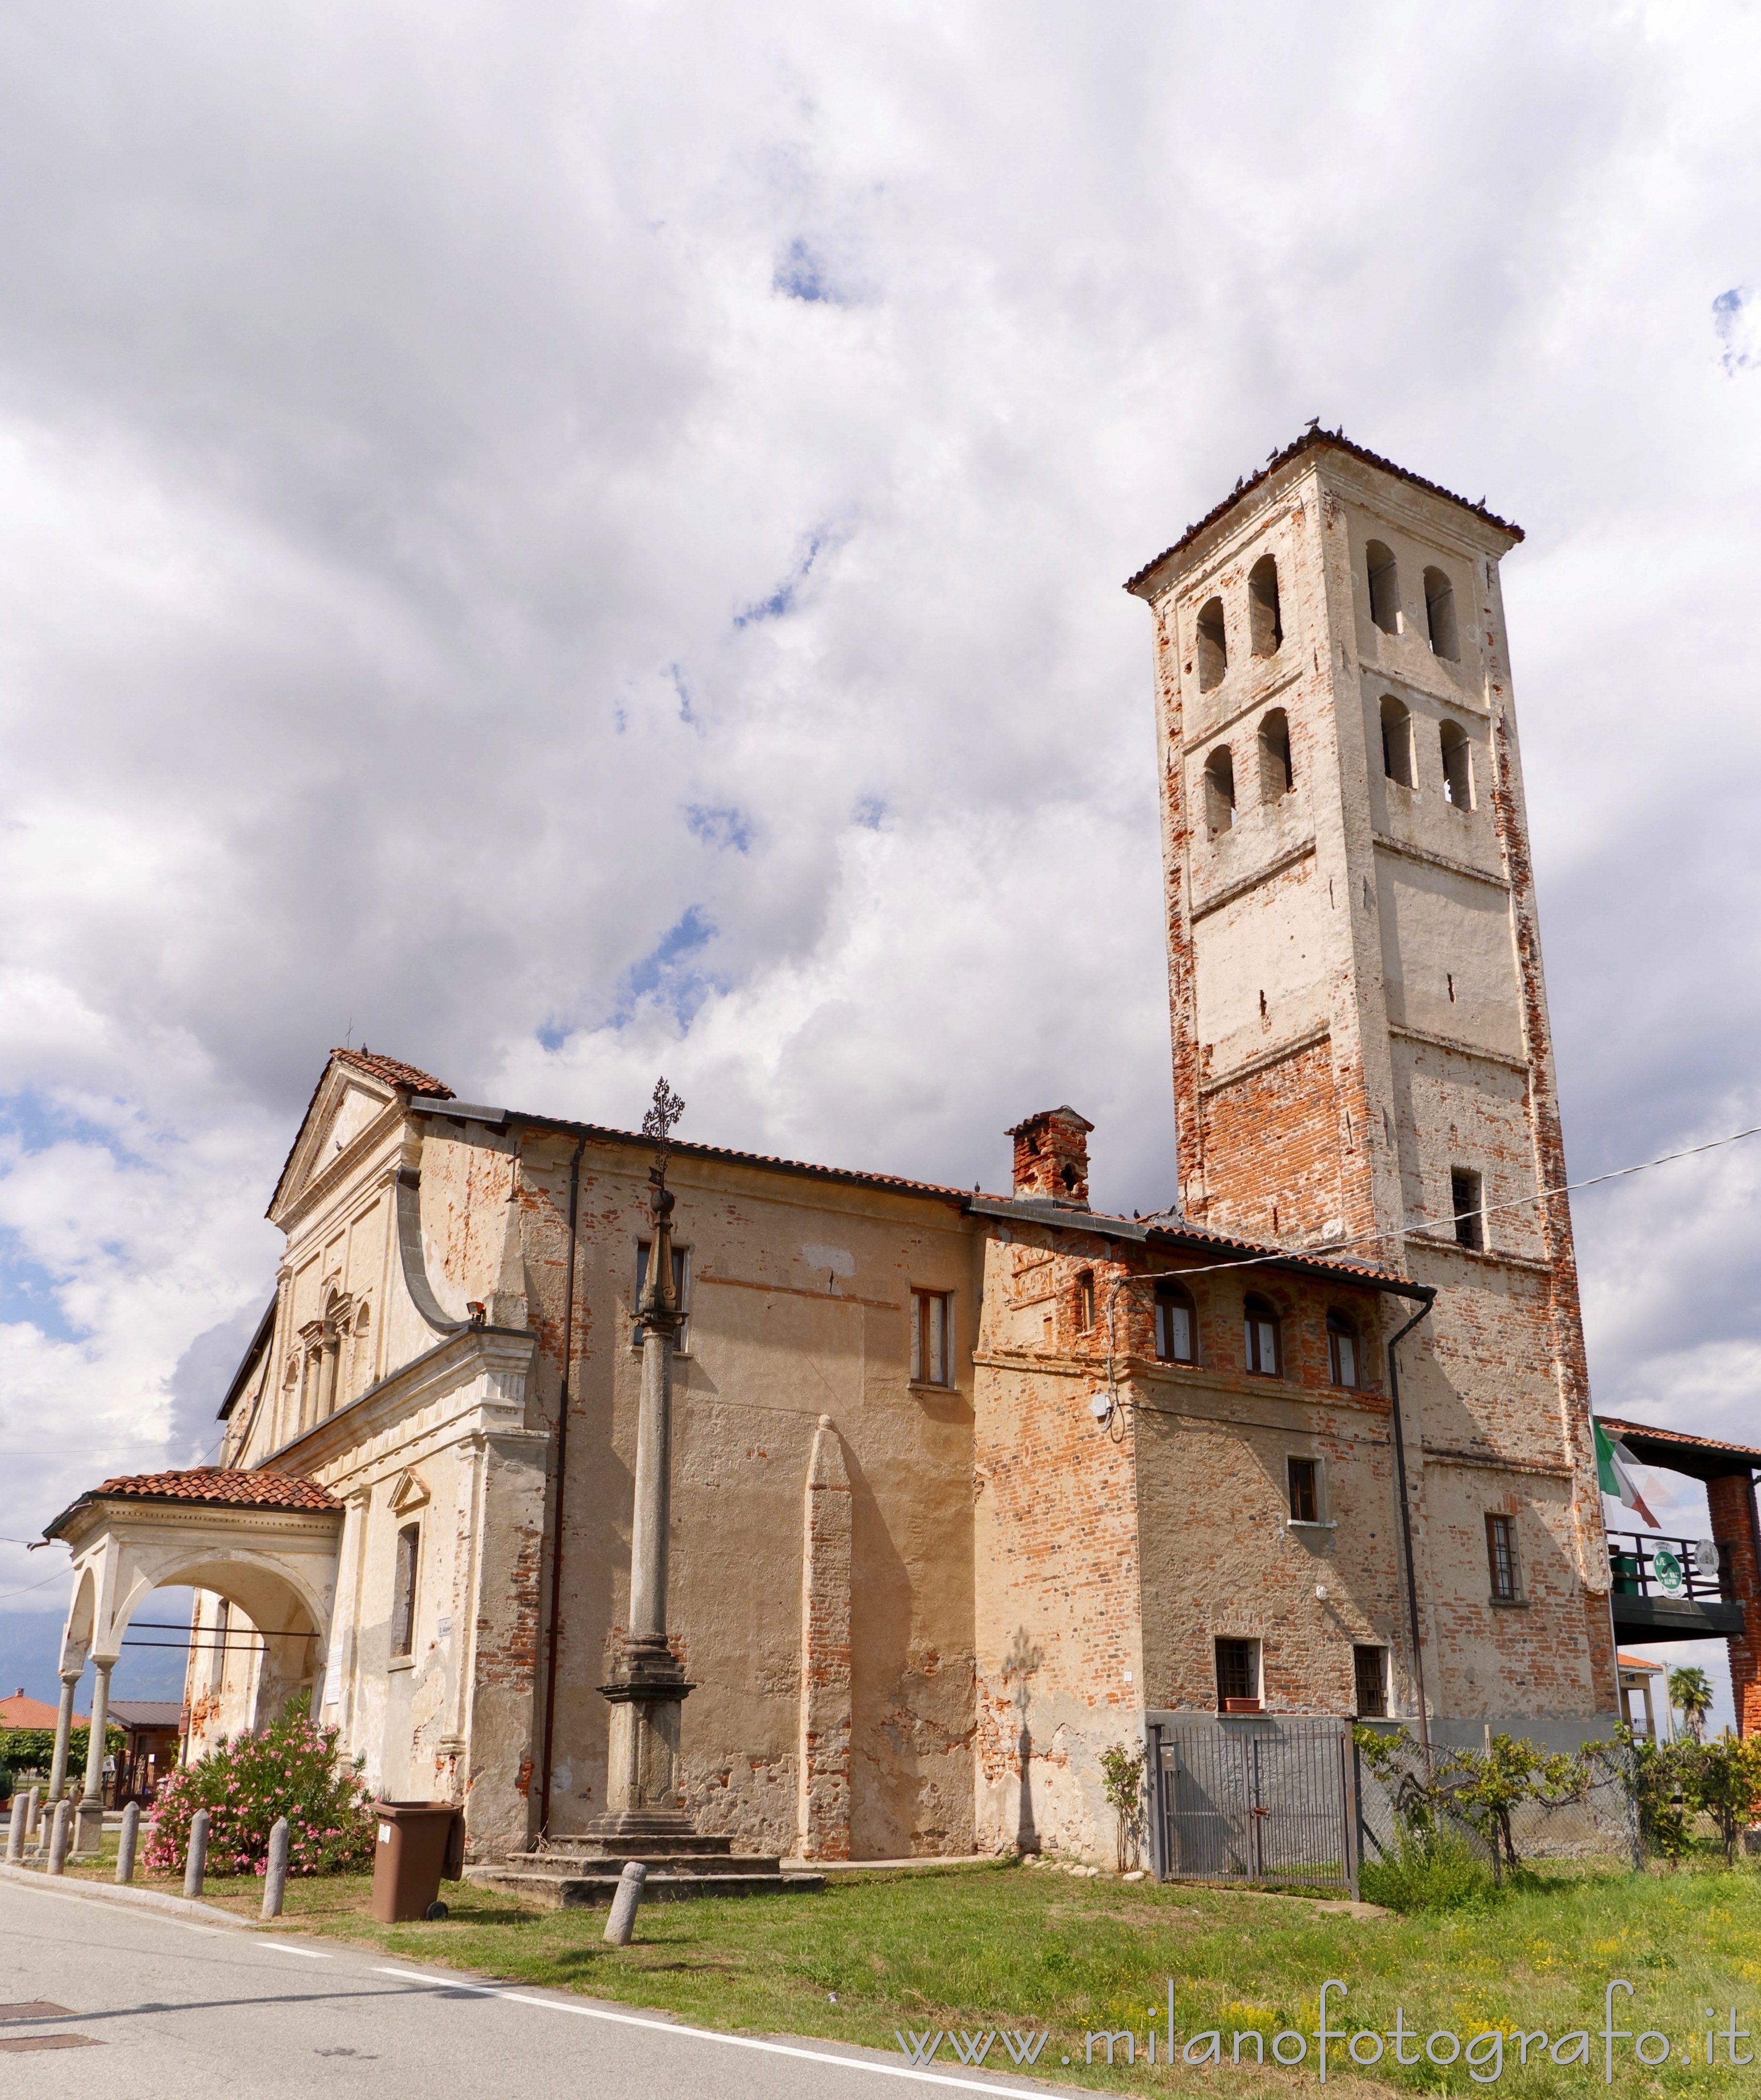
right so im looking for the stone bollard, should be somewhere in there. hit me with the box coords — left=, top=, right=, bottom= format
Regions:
left=117, top=1801, right=141, bottom=1884
left=24, top=1787, right=41, bottom=1847
left=184, top=1807, right=209, bottom=1899
left=46, top=1799, right=72, bottom=1876
left=603, top=1860, right=647, bottom=1947
left=5, top=1795, right=24, bottom=1863
left=262, top=1817, right=290, bottom=1920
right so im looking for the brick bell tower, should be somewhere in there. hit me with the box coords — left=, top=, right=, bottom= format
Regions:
left=1125, top=428, right=1617, bottom=1740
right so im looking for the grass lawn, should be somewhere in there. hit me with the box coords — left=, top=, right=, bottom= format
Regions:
left=28, top=1844, right=1761, bottom=2095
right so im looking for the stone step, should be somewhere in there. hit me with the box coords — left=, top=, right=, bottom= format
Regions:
left=466, top=1865, right=826, bottom=1910
left=526, top=1832, right=736, bottom=1859
left=505, top=1847, right=773, bottom=1875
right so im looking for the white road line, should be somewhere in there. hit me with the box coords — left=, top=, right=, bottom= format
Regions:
left=257, top=1942, right=331, bottom=1958
left=371, top=1971, right=1049, bottom=2096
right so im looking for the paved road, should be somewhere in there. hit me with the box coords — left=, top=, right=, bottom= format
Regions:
left=0, top=1876, right=1076, bottom=2099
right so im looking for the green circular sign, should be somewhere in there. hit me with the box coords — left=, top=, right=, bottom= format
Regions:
left=1652, top=1549, right=1685, bottom=1594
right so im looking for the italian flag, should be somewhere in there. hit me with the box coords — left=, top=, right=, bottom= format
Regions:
left=1594, top=1420, right=1659, bottom=1527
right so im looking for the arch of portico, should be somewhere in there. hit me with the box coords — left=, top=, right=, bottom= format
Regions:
left=41, top=1469, right=343, bottom=1853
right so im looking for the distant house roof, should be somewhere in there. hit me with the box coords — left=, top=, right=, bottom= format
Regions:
left=1597, top=1416, right=1761, bottom=1482
left=109, top=1701, right=185, bottom=1730
left=1123, top=425, right=1524, bottom=597
left=1, top=1689, right=87, bottom=1729
left=1617, top=1654, right=1666, bottom=1675
left=44, top=1467, right=342, bottom=1541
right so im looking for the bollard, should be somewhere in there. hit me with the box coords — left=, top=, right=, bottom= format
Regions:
left=603, top=1860, right=647, bottom=1947
left=24, top=1786, right=41, bottom=1846
left=117, top=1801, right=141, bottom=1884
left=47, top=1799, right=72, bottom=1876
left=262, top=1816, right=290, bottom=1920
left=185, top=1807, right=209, bottom=1899
left=5, top=1796, right=23, bottom=1863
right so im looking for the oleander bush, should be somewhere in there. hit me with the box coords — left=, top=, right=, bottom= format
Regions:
left=142, top=1696, right=375, bottom=1878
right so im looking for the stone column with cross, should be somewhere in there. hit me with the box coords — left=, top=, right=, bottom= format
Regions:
left=588, top=1078, right=699, bottom=1843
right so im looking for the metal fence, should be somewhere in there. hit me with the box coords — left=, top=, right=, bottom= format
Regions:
left=1354, top=1733, right=1640, bottom=1872
left=1148, top=1720, right=1645, bottom=1894
left=1149, top=1719, right=1359, bottom=1895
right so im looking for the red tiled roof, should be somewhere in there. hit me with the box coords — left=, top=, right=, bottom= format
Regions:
left=332, top=1047, right=453, bottom=1099
left=1, top=1689, right=87, bottom=1728
left=1124, top=425, right=1524, bottom=596
left=1596, top=1416, right=1761, bottom=1478
left=90, top=1468, right=341, bottom=1512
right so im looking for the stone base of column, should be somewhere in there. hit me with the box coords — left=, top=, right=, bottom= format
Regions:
left=72, top=1799, right=105, bottom=1859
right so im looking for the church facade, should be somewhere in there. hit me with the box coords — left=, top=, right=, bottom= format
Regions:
left=46, top=432, right=1626, bottom=1866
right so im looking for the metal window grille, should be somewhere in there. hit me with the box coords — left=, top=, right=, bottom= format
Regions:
left=1353, top=1645, right=1388, bottom=1717
left=1215, top=1638, right=1258, bottom=1705
left=1487, top=1513, right=1519, bottom=1600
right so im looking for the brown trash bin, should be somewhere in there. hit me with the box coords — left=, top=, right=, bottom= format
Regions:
left=370, top=1801, right=463, bottom=1923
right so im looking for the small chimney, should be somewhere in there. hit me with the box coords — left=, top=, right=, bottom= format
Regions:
left=1006, top=1106, right=1094, bottom=1208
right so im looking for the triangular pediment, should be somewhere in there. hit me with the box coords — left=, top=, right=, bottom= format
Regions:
left=268, top=1057, right=404, bottom=1222
left=389, top=1468, right=430, bottom=1514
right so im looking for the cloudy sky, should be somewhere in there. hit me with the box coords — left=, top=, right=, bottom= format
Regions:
left=2, top=0, right=1757, bottom=1727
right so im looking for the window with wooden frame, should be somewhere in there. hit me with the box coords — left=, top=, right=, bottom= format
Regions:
left=1075, top=1269, right=1096, bottom=1333
left=1327, top=1310, right=1360, bottom=1388
left=911, top=1289, right=953, bottom=1386
left=1486, top=1513, right=1521, bottom=1601
left=1243, top=1294, right=1282, bottom=1377
left=1154, top=1280, right=1196, bottom=1364
left=391, top=1523, right=420, bottom=1659
left=1215, top=1638, right=1260, bottom=1711
left=633, top=1239, right=690, bottom=1350
left=1287, top=1456, right=1320, bottom=1524
left=1353, top=1645, right=1389, bottom=1717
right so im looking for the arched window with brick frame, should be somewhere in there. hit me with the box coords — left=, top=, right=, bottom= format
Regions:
left=1155, top=1280, right=1196, bottom=1364
left=1204, top=746, right=1236, bottom=835
left=1243, top=1294, right=1282, bottom=1377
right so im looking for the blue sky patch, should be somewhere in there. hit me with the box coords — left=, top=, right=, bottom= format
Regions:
left=686, top=803, right=753, bottom=853
left=735, top=532, right=824, bottom=629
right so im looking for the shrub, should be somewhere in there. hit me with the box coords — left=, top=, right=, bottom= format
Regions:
left=1681, top=1734, right=1761, bottom=1866
left=1098, top=1743, right=1146, bottom=1872
left=1360, top=1828, right=1499, bottom=1914
left=142, top=1698, right=375, bottom=1878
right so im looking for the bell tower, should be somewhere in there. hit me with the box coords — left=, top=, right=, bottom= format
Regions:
left=1126, top=429, right=1617, bottom=1740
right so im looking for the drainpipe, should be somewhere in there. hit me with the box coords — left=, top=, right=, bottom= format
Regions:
left=536, top=1131, right=588, bottom=1838
left=1386, top=1287, right=1437, bottom=1748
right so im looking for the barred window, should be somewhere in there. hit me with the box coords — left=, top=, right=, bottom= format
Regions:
left=1215, top=1638, right=1259, bottom=1709
left=1354, top=1645, right=1388, bottom=1717
left=1487, top=1513, right=1520, bottom=1601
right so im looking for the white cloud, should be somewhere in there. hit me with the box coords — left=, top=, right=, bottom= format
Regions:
left=3, top=0, right=1761, bottom=1727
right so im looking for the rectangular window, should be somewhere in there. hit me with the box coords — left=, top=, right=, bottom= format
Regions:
left=1076, top=1269, right=1096, bottom=1333
left=1452, top=1168, right=1484, bottom=1252
left=1215, top=1638, right=1260, bottom=1710
left=1287, top=1457, right=1320, bottom=1524
left=1353, top=1645, right=1388, bottom=1717
left=1327, top=1317, right=1359, bottom=1388
left=633, top=1241, right=689, bottom=1350
left=1486, top=1513, right=1520, bottom=1601
left=1154, top=1287, right=1194, bottom=1364
left=911, top=1290, right=953, bottom=1386
left=391, top=1524, right=420, bottom=1658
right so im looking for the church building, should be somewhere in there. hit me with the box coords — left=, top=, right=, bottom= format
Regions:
left=47, top=432, right=1675, bottom=1868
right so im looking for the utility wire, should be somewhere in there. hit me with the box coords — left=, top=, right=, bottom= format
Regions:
left=1134, top=1119, right=1761, bottom=1284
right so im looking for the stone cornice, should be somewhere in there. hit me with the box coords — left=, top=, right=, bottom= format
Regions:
left=1189, top=839, right=1318, bottom=925
left=259, top=1325, right=538, bottom=1480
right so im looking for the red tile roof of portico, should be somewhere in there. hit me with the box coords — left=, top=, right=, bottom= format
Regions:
left=45, top=1467, right=341, bottom=1541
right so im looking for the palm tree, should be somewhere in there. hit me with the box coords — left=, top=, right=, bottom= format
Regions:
left=1668, top=1665, right=1715, bottom=1743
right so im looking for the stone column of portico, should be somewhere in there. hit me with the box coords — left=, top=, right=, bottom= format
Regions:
left=43, top=1671, right=80, bottom=1815
left=73, top=1659, right=113, bottom=1856
left=588, top=1084, right=697, bottom=1844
